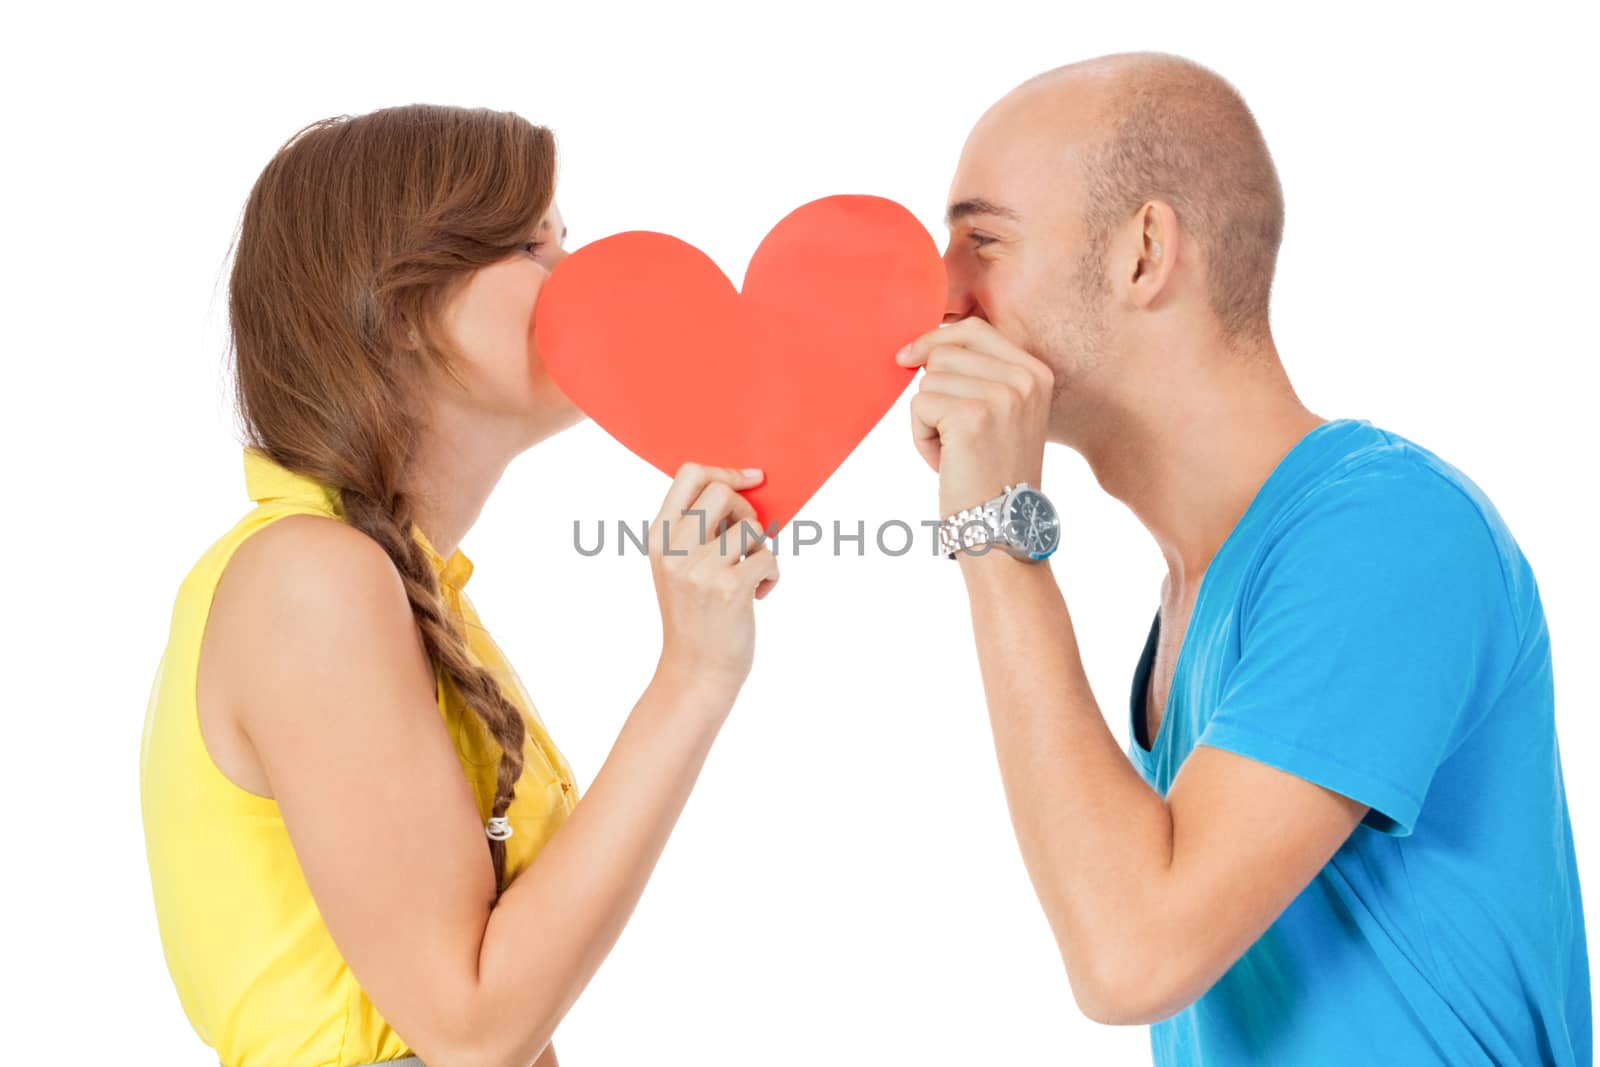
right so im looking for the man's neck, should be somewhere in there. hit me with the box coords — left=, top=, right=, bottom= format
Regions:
left=1071, top=348, right=1322, bottom=589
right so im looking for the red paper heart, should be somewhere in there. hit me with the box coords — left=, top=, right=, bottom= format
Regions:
left=533, top=195, right=947, bottom=531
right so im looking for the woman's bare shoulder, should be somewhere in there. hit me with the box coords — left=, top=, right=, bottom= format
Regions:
left=200, top=513, right=434, bottom=793
left=223, top=513, right=402, bottom=606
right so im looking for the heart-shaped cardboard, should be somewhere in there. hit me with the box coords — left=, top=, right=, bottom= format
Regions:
left=533, top=195, right=947, bottom=531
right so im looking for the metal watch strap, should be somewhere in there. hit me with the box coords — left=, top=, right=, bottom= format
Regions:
left=939, top=484, right=1018, bottom=559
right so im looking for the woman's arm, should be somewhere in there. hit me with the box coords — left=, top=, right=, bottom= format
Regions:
left=206, top=465, right=775, bottom=1067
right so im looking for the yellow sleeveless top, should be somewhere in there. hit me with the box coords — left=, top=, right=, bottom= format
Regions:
left=140, top=450, right=580, bottom=1067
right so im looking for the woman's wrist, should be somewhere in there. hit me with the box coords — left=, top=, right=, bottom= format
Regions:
left=649, top=655, right=744, bottom=721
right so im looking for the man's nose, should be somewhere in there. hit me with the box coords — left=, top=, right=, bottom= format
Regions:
left=943, top=253, right=977, bottom=324
left=940, top=268, right=979, bottom=323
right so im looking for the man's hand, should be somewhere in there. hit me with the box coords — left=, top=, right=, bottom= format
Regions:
left=898, top=317, right=1053, bottom=516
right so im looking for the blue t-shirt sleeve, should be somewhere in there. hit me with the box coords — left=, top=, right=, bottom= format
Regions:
left=1196, top=458, right=1518, bottom=836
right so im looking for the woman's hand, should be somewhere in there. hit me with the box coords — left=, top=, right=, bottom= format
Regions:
left=648, top=462, right=780, bottom=698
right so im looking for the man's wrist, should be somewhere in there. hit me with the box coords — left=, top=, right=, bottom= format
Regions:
left=939, top=478, right=1061, bottom=563
left=956, top=543, right=1054, bottom=577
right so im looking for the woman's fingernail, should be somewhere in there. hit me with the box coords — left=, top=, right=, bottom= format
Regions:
left=896, top=345, right=912, bottom=363
left=742, top=467, right=764, bottom=480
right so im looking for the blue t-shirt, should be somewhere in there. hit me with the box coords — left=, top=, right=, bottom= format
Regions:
left=1127, top=419, right=1589, bottom=1065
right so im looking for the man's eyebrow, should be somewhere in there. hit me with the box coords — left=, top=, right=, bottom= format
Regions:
left=946, top=198, right=1020, bottom=227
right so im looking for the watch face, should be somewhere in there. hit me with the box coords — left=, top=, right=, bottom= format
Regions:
left=1003, top=488, right=1061, bottom=559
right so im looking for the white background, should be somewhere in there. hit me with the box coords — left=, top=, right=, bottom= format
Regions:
left=4, top=1, right=1596, bottom=1063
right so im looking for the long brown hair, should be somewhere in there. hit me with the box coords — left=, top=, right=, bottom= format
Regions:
left=228, top=105, right=556, bottom=894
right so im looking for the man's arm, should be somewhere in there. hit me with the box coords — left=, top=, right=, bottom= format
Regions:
left=899, top=318, right=1366, bottom=1024
left=958, top=550, right=1364, bottom=1024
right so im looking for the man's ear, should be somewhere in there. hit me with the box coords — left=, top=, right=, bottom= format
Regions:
left=1124, top=200, right=1180, bottom=311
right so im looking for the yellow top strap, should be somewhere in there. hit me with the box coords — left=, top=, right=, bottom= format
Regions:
left=242, top=448, right=475, bottom=592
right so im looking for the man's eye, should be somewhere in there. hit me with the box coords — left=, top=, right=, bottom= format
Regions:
left=523, top=240, right=545, bottom=256
left=970, top=232, right=997, bottom=249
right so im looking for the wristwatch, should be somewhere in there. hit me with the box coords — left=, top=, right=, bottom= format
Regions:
left=939, top=482, right=1061, bottom=561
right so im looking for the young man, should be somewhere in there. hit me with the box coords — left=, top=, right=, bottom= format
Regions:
left=898, top=52, right=1589, bottom=1065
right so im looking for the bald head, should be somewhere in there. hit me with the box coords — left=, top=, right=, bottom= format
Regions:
left=991, top=53, right=1285, bottom=340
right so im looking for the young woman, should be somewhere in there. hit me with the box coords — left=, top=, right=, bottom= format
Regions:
left=140, top=105, right=780, bottom=1067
